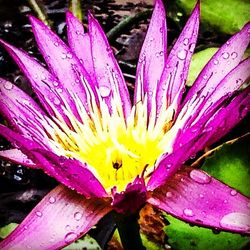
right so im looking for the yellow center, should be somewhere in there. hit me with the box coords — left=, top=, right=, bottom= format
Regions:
left=39, top=75, right=177, bottom=193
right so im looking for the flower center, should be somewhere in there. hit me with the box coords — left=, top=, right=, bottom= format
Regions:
left=41, top=77, right=176, bottom=193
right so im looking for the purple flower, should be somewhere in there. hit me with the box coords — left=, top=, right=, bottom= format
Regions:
left=0, top=0, right=249, bottom=248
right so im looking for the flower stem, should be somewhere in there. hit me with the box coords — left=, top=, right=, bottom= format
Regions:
left=113, top=212, right=146, bottom=250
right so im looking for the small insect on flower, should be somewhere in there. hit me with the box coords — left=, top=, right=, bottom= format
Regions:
left=0, top=0, right=249, bottom=249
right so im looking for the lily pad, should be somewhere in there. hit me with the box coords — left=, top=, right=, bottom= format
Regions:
left=164, top=137, right=250, bottom=249
left=164, top=215, right=250, bottom=250
left=177, top=0, right=250, bottom=34
left=187, top=47, right=218, bottom=87
left=201, top=136, right=250, bottom=197
left=0, top=223, right=18, bottom=239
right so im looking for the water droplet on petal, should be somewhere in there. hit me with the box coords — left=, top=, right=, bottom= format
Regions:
left=222, top=52, right=229, bottom=59
left=219, top=212, right=250, bottom=231
left=183, top=38, right=189, bottom=45
left=61, top=53, right=67, bottom=59
left=177, top=49, right=187, bottom=60
left=230, top=189, right=237, bottom=196
left=36, top=211, right=42, bottom=217
left=49, top=197, right=56, bottom=204
left=231, top=52, right=238, bottom=59
left=189, top=43, right=195, bottom=52
left=166, top=191, right=173, bottom=198
left=4, top=81, right=13, bottom=90
left=189, top=169, right=211, bottom=184
left=64, top=232, right=78, bottom=243
left=53, top=81, right=59, bottom=87
left=74, top=212, right=83, bottom=221
left=67, top=53, right=73, bottom=59
left=183, top=208, right=194, bottom=217
left=199, top=194, right=204, bottom=198
left=213, top=59, right=219, bottom=65
left=99, top=86, right=111, bottom=97
left=203, top=74, right=208, bottom=80
left=53, top=97, right=61, bottom=105
left=54, top=42, right=59, bottom=47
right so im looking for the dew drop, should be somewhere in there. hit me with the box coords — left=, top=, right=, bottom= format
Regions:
left=222, top=52, right=229, bottom=59
left=99, top=86, right=111, bottom=97
left=54, top=42, right=59, bottom=47
left=230, top=189, right=237, bottom=196
left=219, top=212, right=250, bottom=231
left=199, top=194, right=204, bottom=198
left=213, top=59, right=219, bottom=65
left=36, top=211, right=42, bottom=217
left=166, top=191, right=173, bottom=198
left=189, top=169, right=211, bottom=184
left=177, top=49, right=187, bottom=60
left=65, top=225, right=71, bottom=231
left=183, top=208, right=194, bottom=217
left=189, top=43, right=195, bottom=52
left=64, top=232, right=78, bottom=243
left=4, top=81, right=13, bottom=90
left=53, top=97, right=61, bottom=105
left=41, top=74, right=46, bottom=80
left=231, top=52, right=238, bottom=59
left=74, top=212, right=83, bottom=221
left=224, top=199, right=228, bottom=204
left=67, top=53, right=73, bottom=59
left=53, top=81, right=59, bottom=87
left=61, top=53, right=67, bottom=59
left=203, top=74, right=208, bottom=80
left=49, top=197, right=56, bottom=204
left=183, top=38, right=189, bottom=45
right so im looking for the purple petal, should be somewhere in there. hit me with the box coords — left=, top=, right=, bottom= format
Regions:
left=148, top=167, right=250, bottom=234
left=29, top=16, right=97, bottom=120
left=88, top=13, right=131, bottom=120
left=172, top=57, right=250, bottom=151
left=0, top=78, right=50, bottom=142
left=204, top=86, right=250, bottom=146
left=184, top=22, right=250, bottom=104
left=0, top=40, right=75, bottom=123
left=134, top=0, right=167, bottom=114
left=34, top=149, right=107, bottom=198
left=147, top=137, right=202, bottom=191
left=0, top=149, right=36, bottom=168
left=66, top=11, right=95, bottom=82
left=156, top=2, right=200, bottom=114
left=0, top=185, right=111, bottom=250
left=0, top=125, right=107, bottom=198
left=112, top=177, right=147, bottom=214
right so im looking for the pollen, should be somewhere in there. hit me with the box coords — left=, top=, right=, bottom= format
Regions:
left=40, top=74, right=176, bottom=193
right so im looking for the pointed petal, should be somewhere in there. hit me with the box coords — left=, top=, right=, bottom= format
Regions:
left=66, top=11, right=95, bottom=82
left=134, top=0, right=167, bottom=114
left=29, top=16, right=96, bottom=120
left=204, top=86, right=250, bottom=146
left=172, top=57, right=250, bottom=150
left=147, top=137, right=202, bottom=190
left=0, top=149, right=36, bottom=168
left=184, top=22, right=250, bottom=104
left=0, top=185, right=111, bottom=250
left=88, top=13, right=131, bottom=120
left=34, top=150, right=107, bottom=198
left=0, top=39, right=78, bottom=123
left=0, top=78, right=50, bottom=143
left=148, top=167, right=250, bottom=234
left=0, top=125, right=107, bottom=198
left=156, top=2, right=200, bottom=113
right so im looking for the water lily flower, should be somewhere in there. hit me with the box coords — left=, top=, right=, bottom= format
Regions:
left=0, top=0, right=250, bottom=249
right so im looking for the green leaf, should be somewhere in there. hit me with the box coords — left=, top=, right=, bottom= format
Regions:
left=164, top=215, right=250, bottom=250
left=201, top=136, right=250, bottom=196
left=177, top=0, right=250, bottom=34
left=0, top=223, right=18, bottom=239
left=187, top=47, right=218, bottom=87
